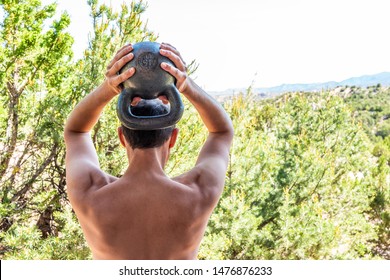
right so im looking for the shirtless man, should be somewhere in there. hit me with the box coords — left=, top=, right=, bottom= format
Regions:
left=64, top=43, right=233, bottom=259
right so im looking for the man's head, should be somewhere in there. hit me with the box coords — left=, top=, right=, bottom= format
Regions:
left=118, top=97, right=178, bottom=150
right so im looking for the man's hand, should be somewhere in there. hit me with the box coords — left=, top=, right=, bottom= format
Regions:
left=159, top=43, right=189, bottom=93
left=105, top=43, right=136, bottom=95
left=65, top=44, right=135, bottom=134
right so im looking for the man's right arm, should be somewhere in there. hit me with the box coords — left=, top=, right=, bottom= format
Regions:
left=160, top=44, right=234, bottom=203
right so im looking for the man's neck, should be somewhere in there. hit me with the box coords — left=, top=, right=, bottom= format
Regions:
left=124, top=147, right=168, bottom=177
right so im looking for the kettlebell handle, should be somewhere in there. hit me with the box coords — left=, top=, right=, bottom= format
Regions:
left=117, top=86, right=184, bottom=130
left=116, top=42, right=184, bottom=130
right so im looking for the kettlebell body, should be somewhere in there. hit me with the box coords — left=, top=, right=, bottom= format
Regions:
left=117, top=41, right=184, bottom=130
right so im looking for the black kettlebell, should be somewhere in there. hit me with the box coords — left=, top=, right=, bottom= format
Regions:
left=117, top=41, right=184, bottom=130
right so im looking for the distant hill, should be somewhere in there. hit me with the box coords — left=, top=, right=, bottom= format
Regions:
left=212, top=72, right=390, bottom=100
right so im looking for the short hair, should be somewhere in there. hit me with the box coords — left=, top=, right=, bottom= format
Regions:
left=121, top=99, right=174, bottom=149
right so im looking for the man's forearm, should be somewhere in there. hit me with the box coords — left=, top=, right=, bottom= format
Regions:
left=183, top=78, right=233, bottom=135
left=65, top=82, right=117, bottom=134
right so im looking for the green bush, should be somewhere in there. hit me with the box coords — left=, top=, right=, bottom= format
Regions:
left=199, top=92, right=384, bottom=259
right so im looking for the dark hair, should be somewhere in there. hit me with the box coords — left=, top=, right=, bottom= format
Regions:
left=122, top=99, right=174, bottom=149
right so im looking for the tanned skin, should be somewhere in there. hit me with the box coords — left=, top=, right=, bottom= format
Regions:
left=64, top=43, right=233, bottom=260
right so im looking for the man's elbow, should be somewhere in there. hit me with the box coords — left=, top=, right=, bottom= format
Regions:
left=63, top=126, right=72, bottom=144
left=225, top=120, right=234, bottom=142
left=63, top=119, right=81, bottom=143
left=213, top=125, right=234, bottom=145
left=63, top=118, right=73, bottom=141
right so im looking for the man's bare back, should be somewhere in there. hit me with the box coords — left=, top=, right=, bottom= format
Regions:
left=69, top=170, right=219, bottom=259
left=64, top=43, right=233, bottom=259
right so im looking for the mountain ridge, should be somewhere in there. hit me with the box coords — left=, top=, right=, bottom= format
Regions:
left=211, top=72, right=390, bottom=98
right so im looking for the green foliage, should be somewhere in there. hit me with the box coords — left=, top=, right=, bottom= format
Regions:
left=344, top=87, right=390, bottom=258
left=344, top=86, right=390, bottom=140
left=1, top=1, right=74, bottom=258
left=1, top=205, right=91, bottom=259
left=199, top=91, right=386, bottom=259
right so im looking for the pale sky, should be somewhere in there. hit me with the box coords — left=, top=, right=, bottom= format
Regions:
left=50, top=0, right=390, bottom=91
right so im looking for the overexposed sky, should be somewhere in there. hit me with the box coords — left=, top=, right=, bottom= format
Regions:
left=52, top=0, right=390, bottom=91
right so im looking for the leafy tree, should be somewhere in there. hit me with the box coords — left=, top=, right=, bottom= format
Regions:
left=0, top=0, right=156, bottom=259
left=0, top=0, right=73, bottom=250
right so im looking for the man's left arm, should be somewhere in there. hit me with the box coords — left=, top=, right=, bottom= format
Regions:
left=64, top=44, right=135, bottom=194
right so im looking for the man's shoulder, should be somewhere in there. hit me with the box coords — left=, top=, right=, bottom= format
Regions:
left=171, top=169, right=222, bottom=209
left=67, top=168, right=117, bottom=202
